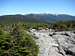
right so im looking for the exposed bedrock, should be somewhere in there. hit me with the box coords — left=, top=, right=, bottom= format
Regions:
left=29, top=29, right=75, bottom=56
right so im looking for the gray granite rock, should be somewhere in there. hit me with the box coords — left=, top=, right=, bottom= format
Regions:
left=29, top=29, right=75, bottom=56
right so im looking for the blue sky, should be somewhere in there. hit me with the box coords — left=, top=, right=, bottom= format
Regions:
left=0, top=0, right=75, bottom=16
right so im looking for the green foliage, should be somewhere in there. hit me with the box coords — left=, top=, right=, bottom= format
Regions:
left=21, top=23, right=48, bottom=30
left=0, top=24, right=39, bottom=56
left=51, top=21, right=75, bottom=31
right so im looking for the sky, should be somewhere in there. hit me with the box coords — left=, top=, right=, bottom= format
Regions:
left=0, top=0, right=75, bottom=16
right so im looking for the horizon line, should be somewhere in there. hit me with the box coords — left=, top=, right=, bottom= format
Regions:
left=0, top=13, right=75, bottom=16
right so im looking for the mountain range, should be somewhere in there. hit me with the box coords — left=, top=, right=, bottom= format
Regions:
left=0, top=14, right=75, bottom=23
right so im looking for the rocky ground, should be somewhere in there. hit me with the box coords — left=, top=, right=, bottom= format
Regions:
left=29, top=29, right=75, bottom=56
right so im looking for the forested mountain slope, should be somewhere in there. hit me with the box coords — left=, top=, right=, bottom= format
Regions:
left=0, top=14, right=75, bottom=23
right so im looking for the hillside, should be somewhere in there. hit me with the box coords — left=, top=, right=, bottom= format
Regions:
left=0, top=14, right=75, bottom=23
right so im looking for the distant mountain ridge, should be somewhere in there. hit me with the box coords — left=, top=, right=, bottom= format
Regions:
left=0, top=14, right=75, bottom=23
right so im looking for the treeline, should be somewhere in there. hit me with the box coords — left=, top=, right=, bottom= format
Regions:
left=51, top=21, right=75, bottom=31
left=21, top=21, right=75, bottom=31
left=1, top=21, right=75, bottom=31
